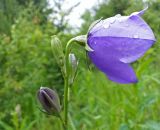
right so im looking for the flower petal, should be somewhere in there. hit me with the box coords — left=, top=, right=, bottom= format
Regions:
left=106, top=62, right=138, bottom=84
left=130, top=6, right=148, bottom=16
left=88, top=50, right=137, bottom=84
left=88, top=8, right=156, bottom=41
left=87, top=37, right=154, bottom=64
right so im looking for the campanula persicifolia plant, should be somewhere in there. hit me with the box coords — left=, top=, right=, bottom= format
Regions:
left=37, top=8, right=156, bottom=129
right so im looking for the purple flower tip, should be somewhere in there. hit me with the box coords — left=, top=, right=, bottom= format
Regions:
left=87, top=8, right=156, bottom=84
left=37, top=87, right=61, bottom=115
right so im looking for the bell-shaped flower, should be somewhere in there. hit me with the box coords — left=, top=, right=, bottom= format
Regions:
left=87, top=8, right=156, bottom=84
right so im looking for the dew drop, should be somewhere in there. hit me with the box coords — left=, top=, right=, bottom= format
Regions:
left=133, top=34, right=139, bottom=38
left=109, top=17, right=116, bottom=24
left=103, top=23, right=110, bottom=29
left=118, top=18, right=123, bottom=23
left=115, top=14, right=121, bottom=18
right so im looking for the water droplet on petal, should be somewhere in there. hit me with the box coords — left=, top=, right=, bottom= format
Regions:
left=103, top=23, right=110, bottom=29
left=115, top=14, right=121, bottom=18
left=118, top=19, right=123, bottom=23
left=133, top=34, right=139, bottom=38
left=109, top=17, right=116, bottom=24
left=94, top=41, right=97, bottom=45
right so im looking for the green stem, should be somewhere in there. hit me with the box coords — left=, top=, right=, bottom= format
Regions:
left=59, top=114, right=66, bottom=130
left=64, top=38, right=75, bottom=130
left=63, top=36, right=86, bottom=129
left=64, top=78, right=69, bottom=129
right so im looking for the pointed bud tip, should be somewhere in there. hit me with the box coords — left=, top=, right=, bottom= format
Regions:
left=40, top=86, right=45, bottom=90
left=51, top=35, right=58, bottom=38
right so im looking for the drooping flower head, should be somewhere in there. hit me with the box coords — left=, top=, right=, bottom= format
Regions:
left=87, top=8, right=156, bottom=84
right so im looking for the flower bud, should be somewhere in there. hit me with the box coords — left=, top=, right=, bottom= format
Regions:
left=51, top=35, right=65, bottom=68
left=37, top=87, right=61, bottom=116
left=68, top=53, right=78, bottom=85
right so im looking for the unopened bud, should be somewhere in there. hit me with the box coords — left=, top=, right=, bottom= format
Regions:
left=69, top=53, right=78, bottom=69
left=51, top=35, right=65, bottom=68
left=37, top=87, right=61, bottom=116
left=69, top=53, right=78, bottom=85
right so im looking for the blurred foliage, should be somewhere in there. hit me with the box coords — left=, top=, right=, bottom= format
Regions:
left=0, top=0, right=50, bottom=35
left=0, top=0, right=160, bottom=130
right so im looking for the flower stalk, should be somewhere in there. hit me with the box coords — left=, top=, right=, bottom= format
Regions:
left=63, top=36, right=86, bottom=129
left=63, top=38, right=75, bottom=129
left=49, top=35, right=86, bottom=129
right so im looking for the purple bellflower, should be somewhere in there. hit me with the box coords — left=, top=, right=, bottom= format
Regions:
left=87, top=8, right=156, bottom=84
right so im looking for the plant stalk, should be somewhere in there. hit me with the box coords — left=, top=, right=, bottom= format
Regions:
left=63, top=38, right=75, bottom=130
left=59, top=114, right=66, bottom=130
left=63, top=36, right=85, bottom=129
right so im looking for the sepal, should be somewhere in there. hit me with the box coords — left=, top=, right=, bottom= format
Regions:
left=85, top=43, right=94, bottom=52
left=72, top=35, right=87, bottom=46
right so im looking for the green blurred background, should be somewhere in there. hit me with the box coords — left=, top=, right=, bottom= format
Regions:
left=0, top=0, right=160, bottom=130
